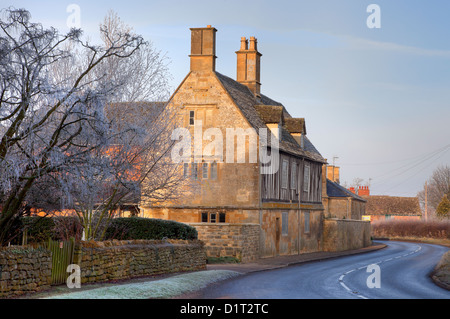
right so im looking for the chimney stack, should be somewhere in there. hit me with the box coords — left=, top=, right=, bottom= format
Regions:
left=190, top=25, right=217, bottom=72
left=326, top=165, right=340, bottom=184
left=358, top=186, right=370, bottom=196
left=236, top=36, right=262, bottom=98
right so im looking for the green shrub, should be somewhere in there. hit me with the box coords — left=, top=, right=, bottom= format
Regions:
left=103, top=217, right=198, bottom=240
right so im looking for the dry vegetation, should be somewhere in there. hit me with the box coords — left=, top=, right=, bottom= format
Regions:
left=371, top=219, right=450, bottom=246
left=372, top=219, right=450, bottom=290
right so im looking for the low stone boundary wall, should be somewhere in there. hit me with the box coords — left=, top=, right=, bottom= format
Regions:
left=0, top=239, right=206, bottom=298
left=74, top=239, right=206, bottom=284
left=323, top=219, right=372, bottom=252
left=0, top=246, right=52, bottom=298
left=190, top=223, right=260, bottom=263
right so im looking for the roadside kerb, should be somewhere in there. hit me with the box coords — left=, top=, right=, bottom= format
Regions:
left=206, top=242, right=387, bottom=274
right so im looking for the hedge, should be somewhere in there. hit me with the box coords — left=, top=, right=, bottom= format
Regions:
left=21, top=216, right=83, bottom=243
left=103, top=217, right=198, bottom=240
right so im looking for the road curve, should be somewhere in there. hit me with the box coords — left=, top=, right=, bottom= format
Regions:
left=192, top=241, right=450, bottom=299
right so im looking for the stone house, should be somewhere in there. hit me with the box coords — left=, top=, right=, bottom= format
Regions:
left=343, top=184, right=421, bottom=221
left=140, top=26, right=328, bottom=261
left=322, top=165, right=367, bottom=220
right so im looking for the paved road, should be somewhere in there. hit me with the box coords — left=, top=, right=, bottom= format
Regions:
left=192, top=241, right=450, bottom=299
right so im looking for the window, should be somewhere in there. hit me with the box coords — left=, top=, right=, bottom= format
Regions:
left=210, top=161, right=217, bottom=180
left=189, top=110, right=195, bottom=125
left=304, top=211, right=310, bottom=233
left=191, top=162, right=198, bottom=180
left=303, top=163, right=310, bottom=192
left=282, top=212, right=288, bottom=236
left=291, top=162, right=297, bottom=189
left=201, top=212, right=224, bottom=223
left=202, top=162, right=209, bottom=179
left=281, top=159, right=289, bottom=189
left=183, top=162, right=189, bottom=177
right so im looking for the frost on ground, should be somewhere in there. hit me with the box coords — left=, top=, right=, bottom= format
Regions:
left=43, top=270, right=240, bottom=299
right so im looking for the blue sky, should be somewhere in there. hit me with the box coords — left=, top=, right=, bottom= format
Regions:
left=3, top=0, right=450, bottom=197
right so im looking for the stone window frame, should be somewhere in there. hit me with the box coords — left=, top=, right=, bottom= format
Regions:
left=290, top=161, right=297, bottom=190
left=210, top=161, right=218, bottom=180
left=303, top=163, right=310, bottom=193
left=200, top=212, right=226, bottom=223
left=189, top=110, right=195, bottom=125
left=281, top=212, right=289, bottom=236
left=304, top=211, right=310, bottom=233
left=183, top=162, right=189, bottom=178
left=281, top=159, right=289, bottom=189
left=191, top=162, right=198, bottom=180
left=202, top=162, right=209, bottom=179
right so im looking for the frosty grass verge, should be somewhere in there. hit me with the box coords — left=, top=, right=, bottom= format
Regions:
left=43, top=270, right=240, bottom=299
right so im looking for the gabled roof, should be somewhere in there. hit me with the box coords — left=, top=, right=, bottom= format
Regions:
left=327, top=179, right=367, bottom=202
left=284, top=118, right=306, bottom=135
left=214, top=71, right=325, bottom=163
left=254, top=105, right=284, bottom=124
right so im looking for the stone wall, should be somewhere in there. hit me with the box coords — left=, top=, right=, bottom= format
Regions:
left=323, top=219, right=372, bottom=252
left=324, top=197, right=366, bottom=220
left=74, top=240, right=206, bottom=284
left=0, top=246, right=52, bottom=298
left=191, top=223, right=260, bottom=263
left=259, top=209, right=324, bottom=258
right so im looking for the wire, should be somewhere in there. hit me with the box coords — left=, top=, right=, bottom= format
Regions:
left=339, top=143, right=450, bottom=167
left=374, top=147, right=450, bottom=193
left=369, top=144, right=450, bottom=185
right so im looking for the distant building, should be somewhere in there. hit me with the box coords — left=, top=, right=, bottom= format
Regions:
left=322, top=165, right=367, bottom=220
left=347, top=186, right=422, bottom=221
left=362, top=195, right=422, bottom=221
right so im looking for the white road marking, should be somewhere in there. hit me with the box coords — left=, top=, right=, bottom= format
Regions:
left=338, top=244, right=422, bottom=299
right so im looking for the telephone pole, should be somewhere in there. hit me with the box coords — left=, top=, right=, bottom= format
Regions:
left=425, top=181, right=428, bottom=220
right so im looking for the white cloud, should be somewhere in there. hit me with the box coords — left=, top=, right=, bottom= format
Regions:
left=341, top=35, right=450, bottom=58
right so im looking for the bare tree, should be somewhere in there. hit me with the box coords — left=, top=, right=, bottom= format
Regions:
left=342, top=177, right=367, bottom=191
left=60, top=101, right=191, bottom=241
left=0, top=7, right=144, bottom=244
left=53, top=12, right=186, bottom=241
left=99, top=10, right=171, bottom=102
left=418, top=165, right=450, bottom=217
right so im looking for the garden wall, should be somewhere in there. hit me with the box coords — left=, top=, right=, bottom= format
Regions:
left=190, top=223, right=260, bottom=263
left=74, top=239, right=206, bottom=284
left=0, top=246, right=52, bottom=298
left=0, top=239, right=206, bottom=298
left=323, top=219, right=372, bottom=252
